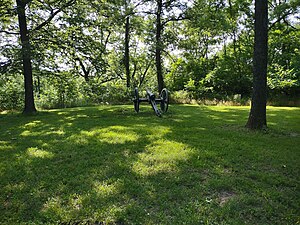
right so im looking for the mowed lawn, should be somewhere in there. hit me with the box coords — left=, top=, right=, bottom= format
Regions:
left=0, top=105, right=299, bottom=225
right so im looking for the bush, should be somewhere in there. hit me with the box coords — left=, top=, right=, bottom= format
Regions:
left=0, top=76, right=24, bottom=111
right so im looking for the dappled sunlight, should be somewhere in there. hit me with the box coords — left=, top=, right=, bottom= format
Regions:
left=69, top=193, right=83, bottom=211
left=4, top=182, right=26, bottom=193
left=71, top=135, right=89, bottom=145
left=24, top=120, right=42, bottom=128
left=208, top=115, right=221, bottom=120
left=0, top=110, right=10, bottom=115
left=209, top=106, right=250, bottom=112
left=267, top=106, right=300, bottom=111
left=19, top=120, right=67, bottom=138
left=63, top=116, right=77, bottom=121
left=75, top=114, right=89, bottom=118
left=41, top=192, right=127, bottom=222
left=20, top=130, right=41, bottom=137
left=144, top=125, right=171, bottom=140
left=45, top=129, right=65, bottom=136
left=20, top=128, right=65, bottom=137
left=1, top=105, right=299, bottom=224
left=93, top=180, right=119, bottom=197
left=0, top=141, right=13, bottom=151
left=132, top=140, right=194, bottom=176
left=99, top=131, right=136, bottom=144
left=225, top=119, right=236, bottom=122
left=77, top=126, right=140, bottom=144
left=42, top=196, right=65, bottom=218
left=26, top=147, right=54, bottom=159
left=171, top=118, right=185, bottom=122
left=57, top=112, right=69, bottom=115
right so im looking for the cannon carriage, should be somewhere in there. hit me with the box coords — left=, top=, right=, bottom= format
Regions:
left=133, top=87, right=169, bottom=117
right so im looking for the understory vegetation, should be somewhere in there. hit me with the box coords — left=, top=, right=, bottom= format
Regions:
left=0, top=105, right=299, bottom=224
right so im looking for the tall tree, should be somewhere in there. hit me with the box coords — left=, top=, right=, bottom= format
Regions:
left=125, top=15, right=131, bottom=87
left=246, top=0, right=268, bottom=129
left=155, top=0, right=164, bottom=93
left=16, top=0, right=36, bottom=114
left=14, top=0, right=76, bottom=114
left=152, top=0, right=188, bottom=92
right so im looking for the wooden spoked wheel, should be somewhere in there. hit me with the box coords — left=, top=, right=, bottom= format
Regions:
left=160, top=88, right=169, bottom=113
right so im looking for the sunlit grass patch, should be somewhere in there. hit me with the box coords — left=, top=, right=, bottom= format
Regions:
left=93, top=180, right=120, bottom=197
left=23, top=120, right=42, bottom=128
left=0, top=141, right=13, bottom=151
left=144, top=126, right=171, bottom=140
left=26, top=147, right=54, bottom=158
left=133, top=140, right=194, bottom=176
left=77, top=126, right=139, bottom=144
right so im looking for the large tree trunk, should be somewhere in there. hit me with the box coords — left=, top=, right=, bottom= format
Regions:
left=246, top=0, right=268, bottom=129
left=155, top=0, right=165, bottom=93
left=16, top=0, right=37, bottom=114
left=125, top=16, right=130, bottom=88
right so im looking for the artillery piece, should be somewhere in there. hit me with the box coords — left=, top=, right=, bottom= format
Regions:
left=133, top=87, right=169, bottom=117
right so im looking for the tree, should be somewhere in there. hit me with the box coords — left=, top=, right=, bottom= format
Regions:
left=125, top=15, right=130, bottom=87
left=14, top=0, right=76, bottom=114
left=155, top=0, right=164, bottom=93
left=141, top=0, right=187, bottom=92
left=16, top=0, right=37, bottom=114
left=246, top=0, right=268, bottom=129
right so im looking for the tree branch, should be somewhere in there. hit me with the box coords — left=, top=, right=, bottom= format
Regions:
left=104, top=31, right=111, bottom=49
left=98, top=76, right=120, bottom=84
left=30, top=0, right=76, bottom=33
left=0, top=60, right=12, bottom=73
left=162, top=13, right=187, bottom=26
left=0, top=30, right=19, bottom=35
left=139, top=60, right=152, bottom=87
left=283, top=18, right=298, bottom=30
left=268, top=9, right=294, bottom=31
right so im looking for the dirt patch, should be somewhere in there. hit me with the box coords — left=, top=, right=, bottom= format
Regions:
left=290, top=132, right=299, bottom=137
left=218, top=191, right=236, bottom=207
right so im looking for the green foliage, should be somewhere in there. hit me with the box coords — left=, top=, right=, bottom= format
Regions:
left=268, top=26, right=300, bottom=99
left=35, top=72, right=85, bottom=109
left=268, top=64, right=299, bottom=92
left=165, top=58, right=189, bottom=91
left=0, top=0, right=299, bottom=109
left=85, top=81, right=131, bottom=104
left=0, top=75, right=24, bottom=111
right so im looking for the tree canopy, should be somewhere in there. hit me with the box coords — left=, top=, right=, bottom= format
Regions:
left=0, top=0, right=299, bottom=117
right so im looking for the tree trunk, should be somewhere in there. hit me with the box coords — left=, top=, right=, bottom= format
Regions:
left=77, top=57, right=90, bottom=82
left=16, top=0, right=37, bottom=114
left=125, top=16, right=130, bottom=87
left=246, top=0, right=268, bottom=129
left=155, top=0, right=165, bottom=93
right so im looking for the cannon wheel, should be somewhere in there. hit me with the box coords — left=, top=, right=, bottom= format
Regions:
left=133, top=87, right=140, bottom=112
left=160, top=88, right=169, bottom=112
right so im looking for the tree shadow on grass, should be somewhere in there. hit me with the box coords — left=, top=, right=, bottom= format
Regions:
left=0, top=105, right=299, bottom=224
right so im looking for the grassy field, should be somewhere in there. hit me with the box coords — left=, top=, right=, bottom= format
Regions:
left=0, top=105, right=299, bottom=225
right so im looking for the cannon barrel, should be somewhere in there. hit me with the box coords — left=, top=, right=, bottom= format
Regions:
left=146, top=89, right=155, bottom=101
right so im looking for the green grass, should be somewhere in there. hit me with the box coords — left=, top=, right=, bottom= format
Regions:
left=0, top=105, right=299, bottom=225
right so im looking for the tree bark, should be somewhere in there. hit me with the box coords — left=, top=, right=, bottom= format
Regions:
left=125, top=16, right=130, bottom=87
left=246, top=0, right=268, bottom=129
left=77, top=57, right=90, bottom=82
left=16, top=0, right=37, bottom=114
left=155, top=0, right=165, bottom=93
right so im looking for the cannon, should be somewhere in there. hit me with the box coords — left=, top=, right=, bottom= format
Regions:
left=133, top=87, right=169, bottom=117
